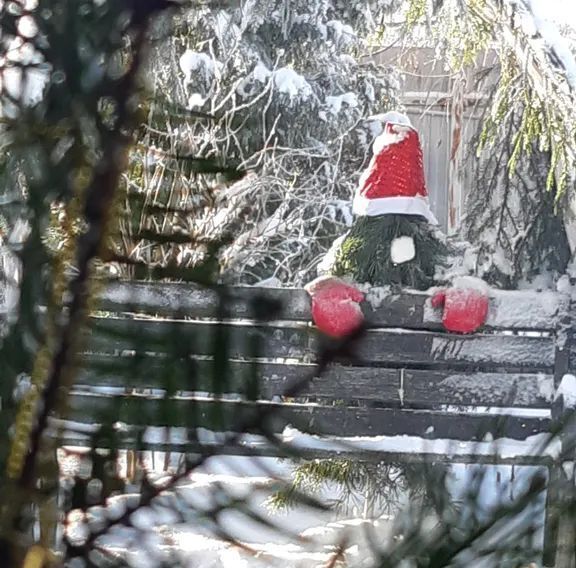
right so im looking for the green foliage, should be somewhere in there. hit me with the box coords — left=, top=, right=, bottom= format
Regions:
left=333, top=214, right=449, bottom=289
left=402, top=0, right=576, bottom=202
left=268, top=459, right=356, bottom=511
left=268, top=459, right=440, bottom=520
left=466, top=107, right=572, bottom=287
left=128, top=1, right=402, bottom=286
left=0, top=2, right=574, bottom=566
left=0, top=0, right=260, bottom=563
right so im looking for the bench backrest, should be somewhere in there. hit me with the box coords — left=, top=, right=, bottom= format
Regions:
left=65, top=281, right=571, bottom=460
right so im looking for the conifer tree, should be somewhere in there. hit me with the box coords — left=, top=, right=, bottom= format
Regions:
left=126, top=0, right=402, bottom=285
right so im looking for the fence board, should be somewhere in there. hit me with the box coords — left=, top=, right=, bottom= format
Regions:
left=403, top=370, right=553, bottom=408
left=353, top=331, right=554, bottom=370
left=84, top=318, right=554, bottom=371
left=78, top=355, right=553, bottom=409
left=84, top=317, right=314, bottom=360
left=65, top=393, right=550, bottom=441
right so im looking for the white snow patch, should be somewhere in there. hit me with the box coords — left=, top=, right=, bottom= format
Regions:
left=1, top=35, right=48, bottom=113
left=366, top=111, right=413, bottom=127
left=524, top=0, right=576, bottom=89
left=438, top=373, right=554, bottom=406
left=325, top=92, right=358, bottom=115
left=326, top=20, right=356, bottom=46
left=354, top=284, right=393, bottom=309
left=390, top=236, right=416, bottom=265
left=273, top=67, right=313, bottom=99
left=555, top=374, right=576, bottom=408
left=252, top=276, right=283, bottom=288
left=238, top=64, right=313, bottom=103
left=429, top=335, right=554, bottom=366
left=487, top=289, right=564, bottom=329
left=179, top=50, right=220, bottom=84
left=556, top=274, right=573, bottom=295
left=317, top=233, right=347, bottom=276
left=450, top=276, right=490, bottom=294
left=252, top=62, right=271, bottom=83
left=281, top=426, right=561, bottom=460
left=187, top=93, right=206, bottom=108
left=538, top=373, right=556, bottom=402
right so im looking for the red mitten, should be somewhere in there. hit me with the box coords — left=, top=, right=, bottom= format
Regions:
left=304, top=276, right=365, bottom=338
left=431, top=277, right=489, bottom=334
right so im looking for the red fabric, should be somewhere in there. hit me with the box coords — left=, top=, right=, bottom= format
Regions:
left=306, top=277, right=365, bottom=338
left=431, top=287, right=489, bottom=334
left=359, top=125, right=428, bottom=201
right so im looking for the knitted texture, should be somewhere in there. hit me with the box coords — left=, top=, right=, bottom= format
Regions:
left=360, top=126, right=428, bottom=200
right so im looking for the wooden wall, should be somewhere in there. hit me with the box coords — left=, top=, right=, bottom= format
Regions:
left=366, top=47, right=498, bottom=232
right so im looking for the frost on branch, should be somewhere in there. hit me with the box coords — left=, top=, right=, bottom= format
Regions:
left=131, top=0, right=400, bottom=286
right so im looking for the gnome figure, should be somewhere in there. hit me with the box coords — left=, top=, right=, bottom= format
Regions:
left=306, top=112, right=489, bottom=337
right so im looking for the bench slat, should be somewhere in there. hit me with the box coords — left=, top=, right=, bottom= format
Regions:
left=85, top=317, right=313, bottom=360
left=64, top=393, right=550, bottom=441
left=354, top=331, right=554, bottom=370
left=403, top=369, right=553, bottom=408
left=78, top=355, right=553, bottom=409
left=84, top=317, right=555, bottom=371
left=97, top=281, right=566, bottom=331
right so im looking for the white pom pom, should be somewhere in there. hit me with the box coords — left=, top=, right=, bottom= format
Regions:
left=391, top=236, right=416, bottom=265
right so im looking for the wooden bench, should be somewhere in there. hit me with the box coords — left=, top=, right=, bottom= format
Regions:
left=56, top=280, right=575, bottom=566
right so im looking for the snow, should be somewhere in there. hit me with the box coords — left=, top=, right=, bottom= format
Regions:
left=326, top=20, right=356, bottom=46
left=316, top=234, right=347, bottom=276
left=273, top=68, right=313, bottom=99
left=61, top=450, right=548, bottom=567
left=326, top=199, right=353, bottom=227
left=179, top=50, right=219, bottom=84
left=390, top=236, right=416, bottom=265
left=251, top=276, right=283, bottom=288
left=423, top=286, right=565, bottom=330
left=237, top=63, right=313, bottom=103
left=63, top=452, right=359, bottom=567
left=372, top=123, right=411, bottom=155
left=437, top=372, right=554, bottom=406
left=523, top=0, right=576, bottom=89
left=187, top=93, right=206, bottom=109
left=281, top=426, right=560, bottom=460
left=430, top=334, right=554, bottom=366
left=361, top=285, right=392, bottom=309
left=556, top=274, right=573, bottom=295
left=555, top=374, right=576, bottom=408
left=325, top=92, right=358, bottom=115
left=450, top=275, right=490, bottom=294
left=59, top=435, right=552, bottom=566
left=487, top=289, right=565, bottom=329
left=252, top=62, right=271, bottom=83
left=366, top=111, right=413, bottom=127
left=1, top=33, right=48, bottom=113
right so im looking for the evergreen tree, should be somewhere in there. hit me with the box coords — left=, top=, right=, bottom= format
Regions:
left=465, top=107, right=571, bottom=288
left=124, top=0, right=402, bottom=285
left=389, top=0, right=576, bottom=287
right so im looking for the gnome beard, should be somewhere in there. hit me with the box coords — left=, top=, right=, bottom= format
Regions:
left=333, top=214, right=447, bottom=289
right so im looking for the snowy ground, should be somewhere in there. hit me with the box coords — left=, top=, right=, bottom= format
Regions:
left=59, top=448, right=546, bottom=568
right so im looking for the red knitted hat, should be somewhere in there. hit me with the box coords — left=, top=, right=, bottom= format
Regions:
left=353, top=113, right=437, bottom=224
